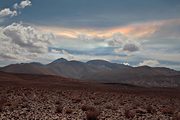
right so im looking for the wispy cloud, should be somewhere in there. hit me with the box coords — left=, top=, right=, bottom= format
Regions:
left=38, top=18, right=180, bottom=40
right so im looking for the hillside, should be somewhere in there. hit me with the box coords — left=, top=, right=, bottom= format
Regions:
left=1, top=58, right=180, bottom=87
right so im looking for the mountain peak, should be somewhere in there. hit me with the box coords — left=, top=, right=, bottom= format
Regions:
left=51, top=58, right=68, bottom=64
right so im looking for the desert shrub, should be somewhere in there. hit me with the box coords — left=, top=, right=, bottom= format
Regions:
left=21, top=103, right=30, bottom=109
left=9, top=100, right=19, bottom=111
left=82, top=105, right=95, bottom=111
left=55, top=101, right=61, bottom=105
left=72, top=98, right=81, bottom=103
left=146, top=105, right=156, bottom=114
left=0, top=98, right=7, bottom=112
left=56, top=105, right=63, bottom=113
left=161, top=107, right=174, bottom=115
left=172, top=112, right=180, bottom=120
left=176, top=112, right=180, bottom=120
left=65, top=108, right=73, bottom=114
left=124, top=109, right=135, bottom=118
left=105, top=104, right=112, bottom=109
left=94, top=100, right=103, bottom=105
left=0, top=105, right=2, bottom=112
left=136, top=108, right=147, bottom=115
left=0, top=98, right=7, bottom=105
left=86, top=109, right=100, bottom=120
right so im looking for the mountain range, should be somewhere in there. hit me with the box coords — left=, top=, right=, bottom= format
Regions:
left=0, top=58, right=180, bottom=87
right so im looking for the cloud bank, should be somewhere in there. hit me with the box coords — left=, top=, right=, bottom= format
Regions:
left=0, top=23, right=54, bottom=61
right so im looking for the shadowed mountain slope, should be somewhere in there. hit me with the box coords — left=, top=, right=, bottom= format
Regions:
left=1, top=58, right=180, bottom=87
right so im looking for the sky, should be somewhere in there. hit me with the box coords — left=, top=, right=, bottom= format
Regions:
left=0, top=0, right=180, bottom=70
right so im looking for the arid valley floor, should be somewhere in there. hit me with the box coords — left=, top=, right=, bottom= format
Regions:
left=0, top=72, right=180, bottom=120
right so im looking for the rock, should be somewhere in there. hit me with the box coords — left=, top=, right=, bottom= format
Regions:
left=136, top=108, right=147, bottom=114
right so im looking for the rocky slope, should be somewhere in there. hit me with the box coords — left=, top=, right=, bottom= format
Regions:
left=1, top=58, right=180, bottom=87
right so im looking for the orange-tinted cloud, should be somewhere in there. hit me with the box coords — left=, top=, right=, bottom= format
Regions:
left=37, top=18, right=180, bottom=40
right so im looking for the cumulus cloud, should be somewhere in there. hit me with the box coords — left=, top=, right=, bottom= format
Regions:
left=0, top=0, right=32, bottom=18
left=14, top=0, right=32, bottom=9
left=123, top=43, right=139, bottom=52
left=139, top=60, right=160, bottom=67
left=107, top=33, right=141, bottom=53
left=0, top=8, right=17, bottom=17
left=0, top=23, right=55, bottom=61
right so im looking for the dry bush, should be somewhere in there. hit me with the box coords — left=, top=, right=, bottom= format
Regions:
left=89, top=95, right=95, bottom=100
left=176, top=112, right=180, bottom=120
left=56, top=105, right=63, bottom=113
left=9, top=99, right=20, bottom=111
left=136, top=107, right=147, bottom=114
left=55, top=101, right=61, bottom=105
left=161, top=107, right=174, bottom=115
left=0, top=98, right=7, bottom=112
left=0, top=105, right=2, bottom=112
left=146, top=105, right=156, bottom=114
left=94, top=100, right=102, bottom=105
left=82, top=105, right=95, bottom=111
left=173, top=112, right=180, bottom=120
left=124, top=109, right=135, bottom=119
left=105, top=104, right=112, bottom=109
left=0, top=98, right=7, bottom=105
left=21, top=103, right=30, bottom=109
left=86, top=110, right=99, bottom=120
left=72, top=98, right=81, bottom=103
left=65, top=108, right=73, bottom=114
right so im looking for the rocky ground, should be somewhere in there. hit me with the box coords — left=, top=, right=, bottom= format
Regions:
left=0, top=86, right=180, bottom=120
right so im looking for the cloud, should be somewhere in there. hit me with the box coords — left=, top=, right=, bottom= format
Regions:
left=123, top=43, right=139, bottom=52
left=106, top=33, right=140, bottom=53
left=122, top=62, right=130, bottom=66
left=0, top=0, right=32, bottom=19
left=14, top=0, right=32, bottom=9
left=106, top=33, right=127, bottom=47
left=0, top=8, right=17, bottom=17
left=50, top=49, right=74, bottom=60
left=0, top=23, right=55, bottom=61
left=139, top=60, right=160, bottom=67
left=38, top=20, right=160, bottom=39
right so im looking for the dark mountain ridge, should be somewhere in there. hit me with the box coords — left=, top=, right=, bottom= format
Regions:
left=0, top=58, right=180, bottom=87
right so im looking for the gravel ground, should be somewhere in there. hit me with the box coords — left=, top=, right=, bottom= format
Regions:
left=0, top=86, right=180, bottom=120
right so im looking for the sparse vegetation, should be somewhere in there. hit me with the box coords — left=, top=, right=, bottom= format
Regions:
left=124, top=109, right=135, bottom=119
left=0, top=83, right=179, bottom=119
left=161, top=107, right=174, bottom=115
left=72, top=97, right=81, bottom=103
left=65, top=108, right=73, bottom=114
left=0, top=98, right=7, bottom=112
left=82, top=105, right=95, bottom=111
left=146, top=105, right=156, bottom=114
left=86, top=110, right=99, bottom=120
left=56, top=105, right=63, bottom=113
left=0, top=105, right=2, bottom=112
